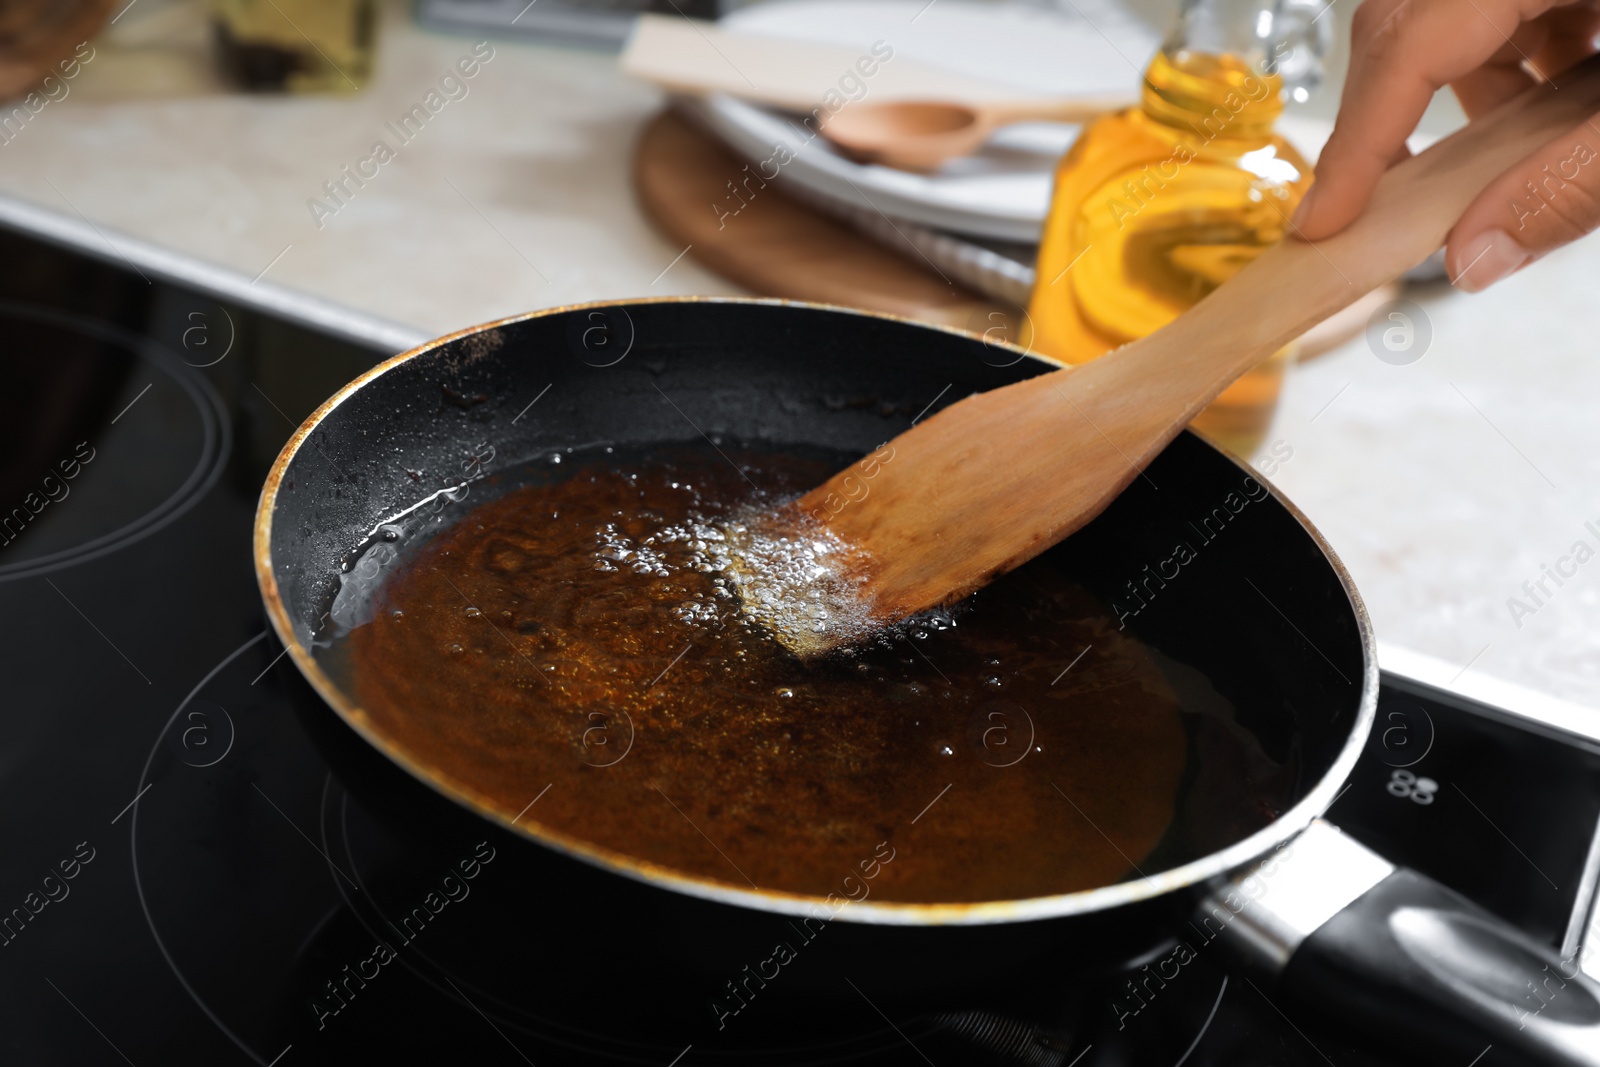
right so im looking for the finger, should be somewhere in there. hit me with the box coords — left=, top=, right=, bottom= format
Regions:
left=1295, top=0, right=1567, bottom=241
left=1451, top=35, right=1543, bottom=116
left=1455, top=4, right=1600, bottom=112
left=1531, top=2, right=1600, bottom=77
left=1445, top=116, right=1600, bottom=291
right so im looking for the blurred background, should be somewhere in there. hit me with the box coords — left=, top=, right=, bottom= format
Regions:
left=2, top=0, right=1596, bottom=711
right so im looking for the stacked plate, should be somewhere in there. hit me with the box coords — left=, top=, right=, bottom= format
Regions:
left=674, top=0, right=1339, bottom=305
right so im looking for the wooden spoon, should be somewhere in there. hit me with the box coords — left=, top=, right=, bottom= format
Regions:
left=773, top=57, right=1600, bottom=657
left=622, top=12, right=1131, bottom=171
left=820, top=96, right=1131, bottom=171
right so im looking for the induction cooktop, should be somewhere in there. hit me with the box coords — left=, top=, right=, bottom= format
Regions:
left=4, top=211, right=1600, bottom=1067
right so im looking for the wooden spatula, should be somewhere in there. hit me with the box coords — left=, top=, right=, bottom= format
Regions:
left=621, top=13, right=1035, bottom=110
left=774, top=57, right=1600, bottom=656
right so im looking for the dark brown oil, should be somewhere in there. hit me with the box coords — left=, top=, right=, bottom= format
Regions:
left=338, top=444, right=1263, bottom=903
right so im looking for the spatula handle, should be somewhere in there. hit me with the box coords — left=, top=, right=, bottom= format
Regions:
left=1127, top=52, right=1600, bottom=419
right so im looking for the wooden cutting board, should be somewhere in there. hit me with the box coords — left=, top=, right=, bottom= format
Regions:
left=0, top=0, right=115, bottom=99
left=632, top=110, right=1025, bottom=339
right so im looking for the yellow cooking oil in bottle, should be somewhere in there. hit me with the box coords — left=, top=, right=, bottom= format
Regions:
left=1028, top=0, right=1323, bottom=456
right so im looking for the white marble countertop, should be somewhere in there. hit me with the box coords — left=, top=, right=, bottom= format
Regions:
left=0, top=0, right=744, bottom=333
left=1272, top=250, right=1600, bottom=710
left=5, top=0, right=1598, bottom=711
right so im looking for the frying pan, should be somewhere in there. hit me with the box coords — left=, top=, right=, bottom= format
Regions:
left=255, top=298, right=1600, bottom=1064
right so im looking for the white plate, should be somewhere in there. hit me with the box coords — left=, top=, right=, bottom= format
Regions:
left=706, top=0, right=1161, bottom=241
left=703, top=0, right=1337, bottom=242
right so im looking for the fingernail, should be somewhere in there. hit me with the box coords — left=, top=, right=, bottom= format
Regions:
left=1451, top=229, right=1532, bottom=293
left=1290, top=186, right=1318, bottom=230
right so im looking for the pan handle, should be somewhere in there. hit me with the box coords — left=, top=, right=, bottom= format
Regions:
left=1198, top=819, right=1600, bottom=1065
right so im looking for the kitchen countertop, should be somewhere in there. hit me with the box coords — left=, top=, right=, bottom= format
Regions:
left=5, top=1, right=1599, bottom=711
left=1274, top=255, right=1600, bottom=709
left=1, top=0, right=742, bottom=333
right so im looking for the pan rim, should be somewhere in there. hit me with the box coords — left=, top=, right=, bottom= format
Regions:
left=253, top=295, right=1379, bottom=927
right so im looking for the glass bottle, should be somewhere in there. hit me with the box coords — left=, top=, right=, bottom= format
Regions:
left=212, top=0, right=374, bottom=94
left=1027, top=0, right=1327, bottom=456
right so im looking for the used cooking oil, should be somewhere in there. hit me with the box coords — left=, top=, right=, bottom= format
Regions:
left=1027, top=11, right=1313, bottom=456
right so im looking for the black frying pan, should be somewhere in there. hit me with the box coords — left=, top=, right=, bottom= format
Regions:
left=255, top=299, right=1600, bottom=1064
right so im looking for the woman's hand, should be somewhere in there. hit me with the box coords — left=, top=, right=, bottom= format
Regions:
left=1292, top=0, right=1600, bottom=291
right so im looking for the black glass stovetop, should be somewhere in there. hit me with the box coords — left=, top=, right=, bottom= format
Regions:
left=4, top=224, right=1600, bottom=1067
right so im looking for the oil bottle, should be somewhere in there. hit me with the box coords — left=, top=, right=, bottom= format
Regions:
left=1027, top=0, right=1327, bottom=455
left=213, top=0, right=375, bottom=93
